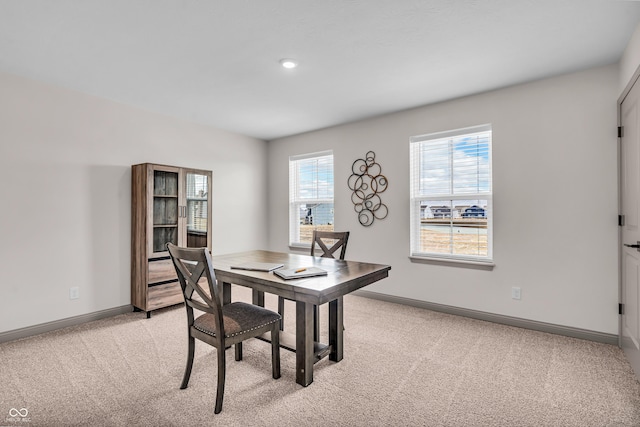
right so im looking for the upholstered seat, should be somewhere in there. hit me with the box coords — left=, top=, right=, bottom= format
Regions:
left=193, top=302, right=281, bottom=338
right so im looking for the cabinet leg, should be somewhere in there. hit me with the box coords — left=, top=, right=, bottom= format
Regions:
left=133, top=307, right=151, bottom=319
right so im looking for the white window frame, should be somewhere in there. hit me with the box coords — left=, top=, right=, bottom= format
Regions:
left=409, top=124, right=494, bottom=266
left=289, top=150, right=334, bottom=248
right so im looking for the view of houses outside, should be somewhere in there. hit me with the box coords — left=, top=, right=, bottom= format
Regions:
left=420, top=200, right=488, bottom=256
left=298, top=203, right=334, bottom=243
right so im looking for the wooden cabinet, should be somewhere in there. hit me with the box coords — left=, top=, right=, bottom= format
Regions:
left=131, top=163, right=212, bottom=316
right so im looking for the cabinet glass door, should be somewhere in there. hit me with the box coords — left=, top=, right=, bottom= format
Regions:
left=152, top=169, right=179, bottom=253
left=185, top=172, right=209, bottom=248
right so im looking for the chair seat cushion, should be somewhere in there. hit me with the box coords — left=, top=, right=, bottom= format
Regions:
left=193, top=302, right=281, bottom=339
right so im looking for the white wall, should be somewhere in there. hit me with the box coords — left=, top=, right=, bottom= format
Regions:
left=0, top=71, right=268, bottom=333
left=620, top=22, right=640, bottom=93
left=268, top=64, right=619, bottom=334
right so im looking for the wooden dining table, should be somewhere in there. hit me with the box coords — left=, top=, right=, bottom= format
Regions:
left=209, top=250, right=391, bottom=386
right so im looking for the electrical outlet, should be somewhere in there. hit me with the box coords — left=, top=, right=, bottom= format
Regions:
left=69, top=287, right=80, bottom=300
left=511, top=286, right=521, bottom=300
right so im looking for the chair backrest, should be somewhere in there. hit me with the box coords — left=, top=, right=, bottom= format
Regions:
left=167, top=244, right=224, bottom=341
left=310, top=230, right=350, bottom=260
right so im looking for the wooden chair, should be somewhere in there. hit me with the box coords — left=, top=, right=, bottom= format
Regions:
left=167, top=243, right=281, bottom=414
left=309, top=230, right=350, bottom=260
left=278, top=230, right=350, bottom=337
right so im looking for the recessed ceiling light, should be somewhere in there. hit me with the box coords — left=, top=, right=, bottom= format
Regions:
left=279, top=58, right=298, bottom=69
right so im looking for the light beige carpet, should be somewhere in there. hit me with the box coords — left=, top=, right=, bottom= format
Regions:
left=1, top=287, right=639, bottom=426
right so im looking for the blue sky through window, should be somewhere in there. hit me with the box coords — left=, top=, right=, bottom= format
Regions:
left=297, top=156, right=334, bottom=200
left=419, top=131, right=491, bottom=196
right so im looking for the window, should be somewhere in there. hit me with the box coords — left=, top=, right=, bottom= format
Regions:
left=410, top=125, right=493, bottom=263
left=289, top=151, right=334, bottom=246
left=186, top=172, right=208, bottom=234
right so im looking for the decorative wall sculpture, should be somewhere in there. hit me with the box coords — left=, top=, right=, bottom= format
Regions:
left=348, top=151, right=389, bottom=226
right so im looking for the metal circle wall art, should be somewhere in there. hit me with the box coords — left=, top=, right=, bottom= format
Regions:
left=348, top=151, right=389, bottom=227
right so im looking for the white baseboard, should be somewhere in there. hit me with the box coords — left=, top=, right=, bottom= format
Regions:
left=0, top=305, right=133, bottom=344
left=353, top=290, right=618, bottom=346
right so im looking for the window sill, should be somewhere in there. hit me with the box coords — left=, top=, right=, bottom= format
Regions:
left=409, top=255, right=495, bottom=270
left=289, top=243, right=311, bottom=253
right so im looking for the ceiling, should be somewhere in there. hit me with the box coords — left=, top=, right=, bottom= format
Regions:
left=1, top=1, right=639, bottom=141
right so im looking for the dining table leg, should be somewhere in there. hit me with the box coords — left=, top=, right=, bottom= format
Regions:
left=328, top=296, right=344, bottom=362
left=252, top=289, right=265, bottom=307
left=296, top=300, right=315, bottom=386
